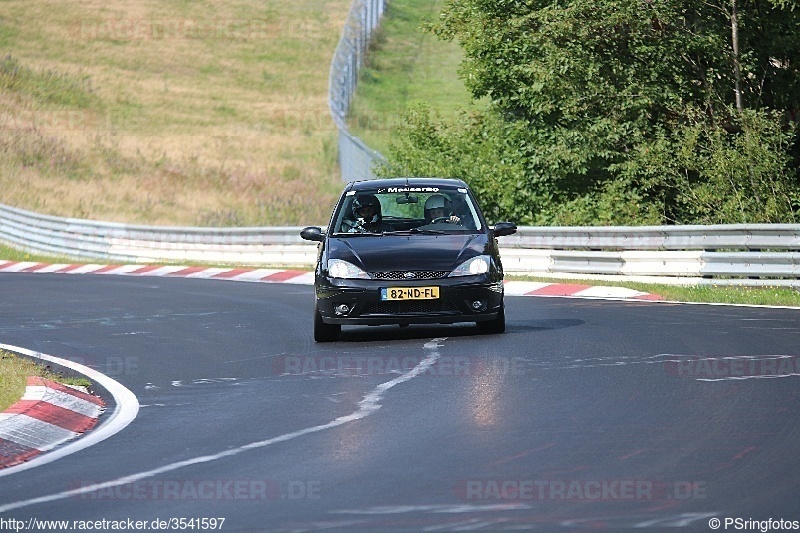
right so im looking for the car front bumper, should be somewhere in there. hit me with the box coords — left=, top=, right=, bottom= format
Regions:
left=315, top=275, right=504, bottom=326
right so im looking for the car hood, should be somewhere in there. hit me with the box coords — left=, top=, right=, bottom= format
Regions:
left=327, top=234, right=488, bottom=273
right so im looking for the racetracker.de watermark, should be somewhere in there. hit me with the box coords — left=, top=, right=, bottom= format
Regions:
left=72, top=19, right=275, bottom=40
left=664, top=355, right=800, bottom=380
left=272, top=355, right=528, bottom=377
left=455, top=479, right=707, bottom=501
left=70, top=479, right=320, bottom=501
left=69, top=355, right=139, bottom=378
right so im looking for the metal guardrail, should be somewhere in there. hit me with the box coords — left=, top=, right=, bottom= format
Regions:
left=495, top=226, right=800, bottom=285
left=503, top=225, right=800, bottom=250
left=2, top=202, right=800, bottom=286
left=329, top=0, right=387, bottom=182
left=0, top=204, right=316, bottom=266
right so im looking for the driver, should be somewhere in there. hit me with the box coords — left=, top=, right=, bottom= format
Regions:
left=424, top=194, right=461, bottom=224
left=345, top=193, right=391, bottom=233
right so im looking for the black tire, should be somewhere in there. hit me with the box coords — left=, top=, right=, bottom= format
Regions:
left=477, top=304, right=505, bottom=334
left=314, top=309, right=340, bottom=342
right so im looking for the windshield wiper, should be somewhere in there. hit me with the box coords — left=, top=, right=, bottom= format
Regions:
left=381, top=227, right=464, bottom=235
left=378, top=229, right=420, bottom=236
left=408, top=228, right=450, bottom=235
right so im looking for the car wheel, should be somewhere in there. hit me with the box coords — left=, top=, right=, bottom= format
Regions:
left=314, top=308, right=341, bottom=342
left=477, top=304, right=505, bottom=334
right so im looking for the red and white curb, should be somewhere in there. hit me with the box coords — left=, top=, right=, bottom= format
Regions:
left=0, top=261, right=661, bottom=300
left=0, top=261, right=316, bottom=284
left=503, top=280, right=661, bottom=300
left=0, top=377, right=105, bottom=469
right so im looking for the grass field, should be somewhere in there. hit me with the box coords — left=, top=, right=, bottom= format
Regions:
left=0, top=350, right=41, bottom=412
left=0, top=349, right=92, bottom=412
left=346, top=0, right=473, bottom=155
left=0, top=0, right=467, bottom=225
left=0, top=0, right=351, bottom=227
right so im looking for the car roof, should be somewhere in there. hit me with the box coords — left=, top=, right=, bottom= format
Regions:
left=345, top=177, right=469, bottom=192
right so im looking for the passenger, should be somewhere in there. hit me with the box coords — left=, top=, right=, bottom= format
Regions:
left=344, top=194, right=391, bottom=233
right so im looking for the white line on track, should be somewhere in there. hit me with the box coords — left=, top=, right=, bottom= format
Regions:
left=0, top=338, right=445, bottom=513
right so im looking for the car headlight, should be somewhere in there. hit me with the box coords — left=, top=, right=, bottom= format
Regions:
left=449, top=255, right=490, bottom=277
left=327, top=259, right=371, bottom=279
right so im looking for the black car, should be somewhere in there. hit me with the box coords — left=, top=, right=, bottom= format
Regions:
left=300, top=178, right=517, bottom=342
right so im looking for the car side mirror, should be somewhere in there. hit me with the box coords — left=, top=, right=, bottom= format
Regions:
left=492, top=222, right=517, bottom=237
left=300, top=226, right=325, bottom=242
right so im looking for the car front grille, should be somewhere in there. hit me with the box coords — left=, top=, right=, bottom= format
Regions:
left=363, top=300, right=459, bottom=315
left=371, top=271, right=449, bottom=281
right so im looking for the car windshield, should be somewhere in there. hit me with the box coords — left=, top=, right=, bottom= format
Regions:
left=331, top=186, right=483, bottom=235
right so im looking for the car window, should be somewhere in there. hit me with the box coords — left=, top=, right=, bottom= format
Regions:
left=332, top=187, right=482, bottom=234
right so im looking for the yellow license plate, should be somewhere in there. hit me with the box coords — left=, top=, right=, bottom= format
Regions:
left=381, top=287, right=439, bottom=301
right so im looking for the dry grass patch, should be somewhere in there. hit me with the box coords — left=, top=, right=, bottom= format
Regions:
left=0, top=0, right=351, bottom=226
left=0, top=350, right=39, bottom=412
left=0, top=349, right=92, bottom=412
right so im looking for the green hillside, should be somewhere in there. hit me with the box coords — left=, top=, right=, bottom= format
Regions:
left=0, top=0, right=352, bottom=226
left=347, top=0, right=473, bottom=156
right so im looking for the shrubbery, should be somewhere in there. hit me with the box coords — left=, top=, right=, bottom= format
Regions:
left=378, top=0, right=800, bottom=225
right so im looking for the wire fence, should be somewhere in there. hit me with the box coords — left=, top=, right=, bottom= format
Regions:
left=329, top=0, right=388, bottom=182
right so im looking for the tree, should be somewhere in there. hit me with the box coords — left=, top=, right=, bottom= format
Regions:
left=381, top=0, right=800, bottom=224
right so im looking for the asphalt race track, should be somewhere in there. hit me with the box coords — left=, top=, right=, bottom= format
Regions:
left=1, top=273, right=799, bottom=531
